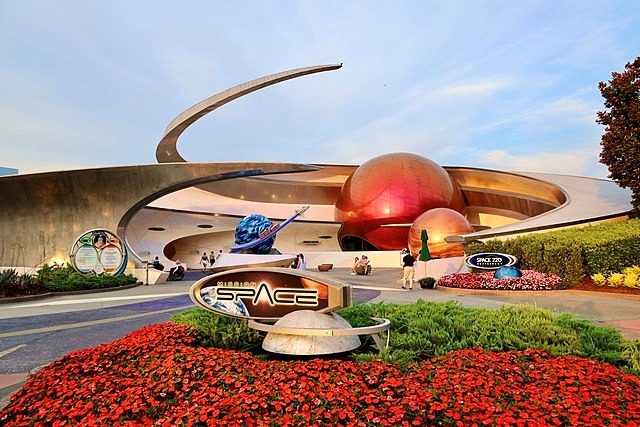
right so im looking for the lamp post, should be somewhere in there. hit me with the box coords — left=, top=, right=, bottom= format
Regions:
left=145, top=260, right=149, bottom=286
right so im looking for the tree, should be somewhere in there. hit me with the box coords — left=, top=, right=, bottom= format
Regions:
left=597, top=56, right=640, bottom=213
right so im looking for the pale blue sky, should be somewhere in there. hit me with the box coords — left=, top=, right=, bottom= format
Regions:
left=1, top=1, right=639, bottom=178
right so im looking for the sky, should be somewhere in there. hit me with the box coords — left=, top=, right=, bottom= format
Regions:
left=1, top=1, right=639, bottom=178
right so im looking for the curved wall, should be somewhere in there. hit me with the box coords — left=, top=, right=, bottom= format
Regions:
left=0, top=162, right=318, bottom=268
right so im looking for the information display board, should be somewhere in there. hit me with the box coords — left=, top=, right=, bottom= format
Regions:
left=70, top=229, right=127, bottom=275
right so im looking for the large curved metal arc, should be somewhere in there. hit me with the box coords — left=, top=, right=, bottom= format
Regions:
left=156, top=64, right=343, bottom=163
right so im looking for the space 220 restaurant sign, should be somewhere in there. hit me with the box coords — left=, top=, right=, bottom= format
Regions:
left=465, top=252, right=517, bottom=270
left=190, top=268, right=352, bottom=321
left=69, top=229, right=128, bottom=275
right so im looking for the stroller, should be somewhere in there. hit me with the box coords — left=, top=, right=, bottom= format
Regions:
left=168, top=265, right=185, bottom=281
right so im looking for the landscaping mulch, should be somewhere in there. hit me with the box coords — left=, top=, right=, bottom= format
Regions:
left=572, top=276, right=640, bottom=296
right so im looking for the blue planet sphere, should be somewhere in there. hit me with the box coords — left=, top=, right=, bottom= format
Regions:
left=494, top=265, right=522, bottom=279
left=234, top=214, right=276, bottom=254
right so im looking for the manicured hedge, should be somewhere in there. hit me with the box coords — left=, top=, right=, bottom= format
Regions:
left=466, top=218, right=640, bottom=287
left=36, top=263, right=138, bottom=292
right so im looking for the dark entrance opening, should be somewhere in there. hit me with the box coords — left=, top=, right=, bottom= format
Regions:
left=340, top=235, right=378, bottom=252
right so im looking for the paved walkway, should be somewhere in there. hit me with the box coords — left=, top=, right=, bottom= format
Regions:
left=2, top=267, right=640, bottom=409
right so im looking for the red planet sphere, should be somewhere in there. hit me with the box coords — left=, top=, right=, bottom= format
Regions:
left=335, top=153, right=465, bottom=250
left=407, top=208, right=474, bottom=258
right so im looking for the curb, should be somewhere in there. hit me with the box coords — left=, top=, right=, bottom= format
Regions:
left=435, top=285, right=640, bottom=300
left=0, top=282, right=143, bottom=305
left=0, top=365, right=47, bottom=411
left=0, top=380, right=25, bottom=411
left=0, top=293, right=53, bottom=304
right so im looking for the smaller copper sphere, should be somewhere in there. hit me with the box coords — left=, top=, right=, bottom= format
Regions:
left=407, top=208, right=474, bottom=258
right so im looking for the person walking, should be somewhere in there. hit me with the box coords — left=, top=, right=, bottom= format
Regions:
left=200, top=252, right=209, bottom=272
left=209, top=251, right=216, bottom=270
left=401, top=251, right=416, bottom=290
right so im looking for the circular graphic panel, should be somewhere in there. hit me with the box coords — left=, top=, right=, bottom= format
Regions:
left=74, top=244, right=99, bottom=273
left=70, top=229, right=127, bottom=275
left=100, top=244, right=123, bottom=272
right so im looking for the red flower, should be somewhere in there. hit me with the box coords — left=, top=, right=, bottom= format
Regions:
left=437, top=270, right=562, bottom=291
left=1, top=323, right=639, bottom=426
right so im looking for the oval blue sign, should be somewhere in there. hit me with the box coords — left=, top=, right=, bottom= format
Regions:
left=465, top=252, right=517, bottom=270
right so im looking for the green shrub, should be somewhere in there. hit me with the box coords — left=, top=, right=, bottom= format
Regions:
left=467, top=219, right=640, bottom=287
left=173, top=308, right=262, bottom=350
left=552, top=313, right=623, bottom=363
left=418, top=277, right=436, bottom=289
left=36, top=263, right=137, bottom=292
left=621, top=340, right=640, bottom=372
left=338, top=300, right=634, bottom=371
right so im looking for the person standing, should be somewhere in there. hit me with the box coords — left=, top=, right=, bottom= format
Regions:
left=402, top=251, right=416, bottom=290
left=200, top=252, right=209, bottom=272
left=209, top=251, right=216, bottom=269
left=400, top=248, right=409, bottom=279
left=297, top=253, right=307, bottom=270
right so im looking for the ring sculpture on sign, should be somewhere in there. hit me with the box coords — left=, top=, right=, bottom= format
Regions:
left=248, top=317, right=391, bottom=351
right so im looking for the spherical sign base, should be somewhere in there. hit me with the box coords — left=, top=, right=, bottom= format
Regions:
left=261, top=311, right=361, bottom=356
left=494, top=265, right=523, bottom=279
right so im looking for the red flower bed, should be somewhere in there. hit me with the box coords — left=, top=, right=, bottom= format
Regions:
left=2, top=323, right=640, bottom=426
left=438, top=270, right=562, bottom=290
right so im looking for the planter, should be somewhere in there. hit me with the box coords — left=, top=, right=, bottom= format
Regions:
left=419, top=277, right=436, bottom=289
left=317, top=264, right=333, bottom=272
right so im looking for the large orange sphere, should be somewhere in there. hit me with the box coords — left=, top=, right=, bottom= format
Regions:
left=335, top=153, right=465, bottom=250
left=407, top=208, right=474, bottom=258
